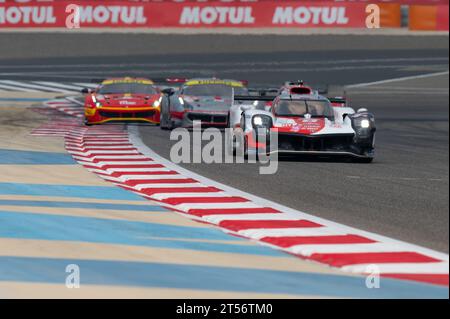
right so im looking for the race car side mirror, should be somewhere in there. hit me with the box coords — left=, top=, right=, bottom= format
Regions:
left=161, top=88, right=175, bottom=96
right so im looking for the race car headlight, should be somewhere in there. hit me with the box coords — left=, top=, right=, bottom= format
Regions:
left=352, top=114, right=374, bottom=129
left=253, top=116, right=263, bottom=126
left=153, top=99, right=161, bottom=108
left=360, top=119, right=370, bottom=128
left=95, top=102, right=102, bottom=108
left=351, top=113, right=376, bottom=143
left=360, top=117, right=374, bottom=129
left=252, top=115, right=273, bottom=129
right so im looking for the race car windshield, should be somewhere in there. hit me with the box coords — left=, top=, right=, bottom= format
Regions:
left=182, top=84, right=248, bottom=97
left=98, top=83, right=158, bottom=95
left=275, top=100, right=334, bottom=119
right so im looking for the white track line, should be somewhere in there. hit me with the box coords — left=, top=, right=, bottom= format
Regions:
left=0, top=80, right=72, bottom=93
left=74, top=83, right=98, bottom=89
left=72, top=155, right=149, bottom=161
left=287, top=243, right=409, bottom=256
left=71, top=141, right=131, bottom=146
left=110, top=174, right=186, bottom=182
left=202, top=213, right=296, bottom=224
left=89, top=168, right=172, bottom=175
left=133, top=183, right=209, bottom=190
left=173, top=202, right=262, bottom=211
left=34, top=81, right=85, bottom=91
left=67, top=145, right=135, bottom=152
left=239, top=227, right=348, bottom=240
left=151, top=192, right=231, bottom=200
left=65, top=96, right=85, bottom=106
left=76, top=161, right=156, bottom=167
left=346, top=70, right=450, bottom=88
left=0, top=83, right=40, bottom=92
left=69, top=150, right=140, bottom=156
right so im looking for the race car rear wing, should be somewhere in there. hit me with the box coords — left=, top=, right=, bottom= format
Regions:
left=233, top=95, right=276, bottom=102
left=87, top=77, right=188, bottom=94
left=152, top=77, right=188, bottom=84
left=89, top=77, right=188, bottom=84
left=233, top=94, right=347, bottom=105
left=247, top=88, right=279, bottom=97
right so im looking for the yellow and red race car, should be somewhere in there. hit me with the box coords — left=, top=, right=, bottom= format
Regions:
left=83, top=77, right=162, bottom=125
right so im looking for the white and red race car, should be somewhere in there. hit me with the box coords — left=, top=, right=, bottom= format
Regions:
left=229, top=82, right=376, bottom=162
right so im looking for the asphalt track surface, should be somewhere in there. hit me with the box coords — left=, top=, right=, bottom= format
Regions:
left=0, top=33, right=448, bottom=253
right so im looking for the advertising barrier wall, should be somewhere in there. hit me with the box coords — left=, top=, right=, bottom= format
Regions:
left=0, top=0, right=404, bottom=28
left=409, top=4, right=449, bottom=30
left=0, top=0, right=446, bottom=30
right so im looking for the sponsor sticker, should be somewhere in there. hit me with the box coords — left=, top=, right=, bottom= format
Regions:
left=102, top=79, right=154, bottom=85
left=185, top=80, right=244, bottom=87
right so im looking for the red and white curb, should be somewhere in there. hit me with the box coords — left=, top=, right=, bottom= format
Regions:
left=43, top=98, right=84, bottom=118
left=31, top=97, right=83, bottom=136
left=31, top=119, right=81, bottom=136
left=34, top=98, right=450, bottom=287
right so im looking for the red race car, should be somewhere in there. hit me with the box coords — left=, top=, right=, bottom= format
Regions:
left=83, top=77, right=162, bottom=125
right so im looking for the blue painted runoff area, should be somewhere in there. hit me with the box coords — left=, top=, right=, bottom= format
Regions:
left=0, top=149, right=75, bottom=165
left=0, top=257, right=447, bottom=298
left=0, top=199, right=168, bottom=212
left=0, top=183, right=146, bottom=201
left=0, top=210, right=283, bottom=256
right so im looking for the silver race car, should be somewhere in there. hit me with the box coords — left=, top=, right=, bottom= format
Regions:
left=229, top=82, right=376, bottom=163
left=160, top=78, right=248, bottom=129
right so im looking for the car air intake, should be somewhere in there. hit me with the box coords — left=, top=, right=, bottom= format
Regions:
left=290, top=87, right=312, bottom=95
left=187, top=113, right=227, bottom=124
left=99, top=110, right=155, bottom=118
left=278, top=134, right=354, bottom=151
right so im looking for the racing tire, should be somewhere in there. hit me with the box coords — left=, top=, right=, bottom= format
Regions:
left=226, top=134, right=236, bottom=157
left=160, top=110, right=169, bottom=130
left=243, top=136, right=249, bottom=160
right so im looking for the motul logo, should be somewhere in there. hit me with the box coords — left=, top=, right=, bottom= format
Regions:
left=273, top=6, right=349, bottom=25
left=78, top=6, right=147, bottom=24
left=0, top=6, right=56, bottom=24
left=0, top=5, right=147, bottom=25
left=180, top=6, right=255, bottom=25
